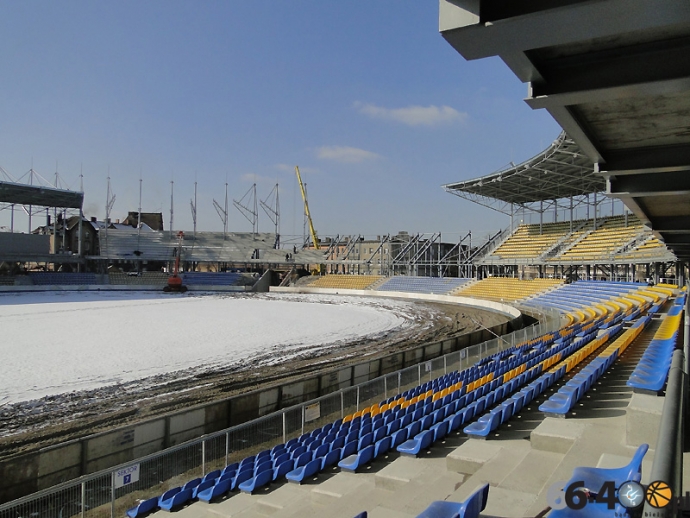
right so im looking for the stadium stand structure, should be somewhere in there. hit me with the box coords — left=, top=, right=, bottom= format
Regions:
left=479, top=215, right=674, bottom=267
left=56, top=280, right=672, bottom=518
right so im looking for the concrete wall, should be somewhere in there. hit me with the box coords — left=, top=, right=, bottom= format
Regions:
left=0, top=288, right=522, bottom=504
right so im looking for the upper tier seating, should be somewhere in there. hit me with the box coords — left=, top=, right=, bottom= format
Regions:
left=555, top=216, right=643, bottom=262
left=491, top=221, right=572, bottom=259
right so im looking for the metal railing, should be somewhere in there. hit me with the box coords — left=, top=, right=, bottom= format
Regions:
left=0, top=308, right=560, bottom=518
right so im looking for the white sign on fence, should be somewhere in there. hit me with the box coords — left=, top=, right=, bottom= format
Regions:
left=114, top=464, right=140, bottom=489
left=305, top=402, right=321, bottom=422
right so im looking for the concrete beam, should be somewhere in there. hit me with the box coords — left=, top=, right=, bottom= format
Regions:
left=608, top=171, right=690, bottom=196
left=602, top=145, right=690, bottom=175
left=440, top=0, right=690, bottom=66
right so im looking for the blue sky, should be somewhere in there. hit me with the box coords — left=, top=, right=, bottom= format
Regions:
left=0, top=1, right=561, bottom=246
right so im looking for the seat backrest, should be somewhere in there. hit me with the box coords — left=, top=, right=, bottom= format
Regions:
left=210, top=480, right=230, bottom=497
left=624, top=443, right=649, bottom=481
left=407, top=420, right=422, bottom=438
left=255, top=460, right=273, bottom=475
left=294, top=451, right=313, bottom=468
left=273, top=459, right=294, bottom=480
left=182, top=478, right=201, bottom=491
left=290, top=446, right=306, bottom=459
left=460, top=483, right=490, bottom=516
left=304, top=458, right=322, bottom=478
left=173, top=488, right=193, bottom=505
left=139, top=497, right=158, bottom=514
left=433, top=421, right=449, bottom=442
left=322, top=449, right=341, bottom=468
left=160, top=487, right=181, bottom=502
left=193, top=479, right=215, bottom=498
left=218, top=470, right=235, bottom=483
left=360, top=445, right=375, bottom=464
left=342, top=440, right=358, bottom=458
left=358, top=432, right=373, bottom=449
left=240, top=455, right=255, bottom=466
left=375, top=436, right=392, bottom=457
left=233, top=469, right=253, bottom=489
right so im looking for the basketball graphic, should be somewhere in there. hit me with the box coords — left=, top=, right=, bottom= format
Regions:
left=646, top=480, right=673, bottom=508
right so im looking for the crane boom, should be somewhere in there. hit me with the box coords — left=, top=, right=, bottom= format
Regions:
left=295, top=166, right=320, bottom=250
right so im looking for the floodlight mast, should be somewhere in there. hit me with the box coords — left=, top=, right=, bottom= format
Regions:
left=295, top=166, right=319, bottom=250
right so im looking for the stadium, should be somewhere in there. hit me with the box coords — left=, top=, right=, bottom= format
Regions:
left=1, top=2, right=690, bottom=518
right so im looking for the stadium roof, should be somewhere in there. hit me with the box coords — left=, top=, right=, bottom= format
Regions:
left=0, top=180, right=83, bottom=209
left=440, top=0, right=690, bottom=261
left=443, top=131, right=602, bottom=209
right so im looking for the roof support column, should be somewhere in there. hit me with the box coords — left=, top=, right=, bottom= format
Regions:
left=553, top=199, right=558, bottom=222
left=540, top=200, right=543, bottom=234
left=593, top=191, right=598, bottom=230
left=570, top=196, right=573, bottom=232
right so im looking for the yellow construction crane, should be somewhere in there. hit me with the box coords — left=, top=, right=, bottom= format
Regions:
left=295, top=165, right=320, bottom=250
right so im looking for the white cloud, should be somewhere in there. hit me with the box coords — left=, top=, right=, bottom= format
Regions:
left=354, top=101, right=467, bottom=126
left=316, top=146, right=381, bottom=163
left=275, top=164, right=319, bottom=174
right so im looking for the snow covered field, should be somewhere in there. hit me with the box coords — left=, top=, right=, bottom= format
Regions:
left=0, top=291, right=418, bottom=405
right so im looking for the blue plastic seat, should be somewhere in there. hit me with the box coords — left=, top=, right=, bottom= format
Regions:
left=406, top=420, right=422, bottom=438
left=431, top=420, right=449, bottom=442
left=331, top=435, right=346, bottom=451
left=231, top=469, right=253, bottom=491
left=397, top=429, right=434, bottom=456
left=290, top=446, right=307, bottom=459
left=549, top=444, right=649, bottom=518
left=321, top=449, right=341, bottom=469
left=358, top=432, right=374, bottom=450
left=294, top=451, right=313, bottom=469
left=159, top=487, right=193, bottom=510
left=286, top=458, right=322, bottom=484
left=415, top=483, right=489, bottom=518
left=126, top=497, right=158, bottom=518
left=273, top=459, right=294, bottom=480
left=158, top=487, right=180, bottom=507
left=338, top=444, right=375, bottom=472
left=373, top=426, right=386, bottom=443
left=239, top=468, right=273, bottom=494
left=420, top=414, right=434, bottom=431
left=201, top=470, right=221, bottom=483
left=570, top=443, right=648, bottom=492
left=192, top=479, right=215, bottom=499
left=197, top=479, right=231, bottom=503
left=218, top=470, right=235, bottom=483
left=340, top=440, right=358, bottom=459
left=463, top=409, right=501, bottom=438
left=374, top=436, right=392, bottom=458
left=313, top=443, right=330, bottom=459
left=391, top=428, right=408, bottom=448
left=273, top=452, right=291, bottom=467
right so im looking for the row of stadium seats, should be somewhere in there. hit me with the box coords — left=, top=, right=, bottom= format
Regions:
left=120, top=279, right=670, bottom=518
left=453, top=277, right=562, bottom=302
left=487, top=215, right=672, bottom=263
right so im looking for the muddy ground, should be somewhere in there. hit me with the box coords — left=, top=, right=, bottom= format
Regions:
left=0, top=299, right=508, bottom=460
